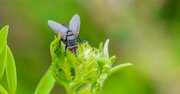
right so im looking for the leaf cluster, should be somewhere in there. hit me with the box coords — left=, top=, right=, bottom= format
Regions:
left=0, top=26, right=17, bottom=94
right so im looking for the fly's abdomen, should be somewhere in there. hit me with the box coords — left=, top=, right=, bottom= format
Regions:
left=68, top=45, right=78, bottom=51
left=66, top=36, right=78, bottom=52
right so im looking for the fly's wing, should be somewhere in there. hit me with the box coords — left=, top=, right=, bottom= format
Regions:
left=69, top=14, right=80, bottom=37
left=48, top=20, right=68, bottom=39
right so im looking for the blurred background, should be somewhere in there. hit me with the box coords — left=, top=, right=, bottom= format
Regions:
left=0, top=0, right=180, bottom=94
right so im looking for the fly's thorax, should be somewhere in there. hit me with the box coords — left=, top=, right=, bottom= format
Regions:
left=67, top=30, right=73, bottom=36
left=63, top=30, right=78, bottom=46
left=65, top=30, right=76, bottom=41
left=66, top=30, right=75, bottom=40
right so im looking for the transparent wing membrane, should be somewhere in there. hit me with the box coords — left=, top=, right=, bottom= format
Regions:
left=48, top=20, right=68, bottom=37
left=69, top=14, right=80, bottom=36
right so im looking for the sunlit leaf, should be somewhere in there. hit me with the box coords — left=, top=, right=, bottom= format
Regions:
left=0, top=26, right=8, bottom=80
left=6, top=46, right=17, bottom=94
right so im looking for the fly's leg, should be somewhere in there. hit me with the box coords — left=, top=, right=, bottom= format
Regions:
left=64, top=44, right=67, bottom=56
left=78, top=36, right=83, bottom=44
left=74, top=48, right=77, bottom=56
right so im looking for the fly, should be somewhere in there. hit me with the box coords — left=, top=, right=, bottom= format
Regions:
left=48, top=14, right=81, bottom=54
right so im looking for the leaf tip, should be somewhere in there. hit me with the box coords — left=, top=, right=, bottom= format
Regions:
left=0, top=25, right=9, bottom=32
left=103, top=39, right=110, bottom=57
left=109, top=63, right=133, bottom=75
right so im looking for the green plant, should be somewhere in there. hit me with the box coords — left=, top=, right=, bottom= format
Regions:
left=0, top=26, right=17, bottom=94
left=0, top=25, right=132, bottom=94
left=35, top=34, right=132, bottom=94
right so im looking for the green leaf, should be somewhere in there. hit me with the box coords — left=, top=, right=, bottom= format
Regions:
left=6, top=46, right=17, bottom=94
left=0, top=25, right=9, bottom=80
left=34, top=68, right=55, bottom=94
left=110, top=56, right=116, bottom=65
left=0, top=46, right=7, bottom=80
left=0, top=25, right=9, bottom=54
left=0, top=84, right=9, bottom=94
left=109, top=63, right=133, bottom=76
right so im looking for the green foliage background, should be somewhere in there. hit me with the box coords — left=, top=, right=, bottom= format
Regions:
left=0, top=0, right=180, bottom=94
